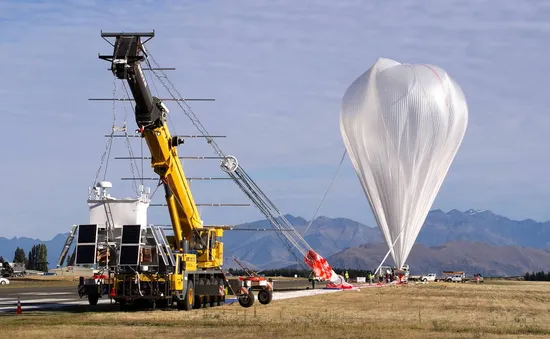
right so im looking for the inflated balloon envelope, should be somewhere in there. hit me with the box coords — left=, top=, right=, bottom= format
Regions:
left=339, top=58, right=468, bottom=270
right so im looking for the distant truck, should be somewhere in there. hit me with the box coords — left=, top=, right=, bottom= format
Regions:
left=421, top=273, right=437, bottom=282
left=393, top=264, right=410, bottom=282
left=447, top=275, right=464, bottom=282
left=442, top=271, right=466, bottom=282
left=377, top=264, right=410, bottom=282
left=10, top=263, right=26, bottom=277
left=472, top=273, right=484, bottom=283
left=1, top=262, right=26, bottom=278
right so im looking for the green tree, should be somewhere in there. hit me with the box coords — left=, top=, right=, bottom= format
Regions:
left=27, top=244, right=48, bottom=272
left=66, top=248, right=76, bottom=266
left=37, top=244, right=48, bottom=272
left=27, top=247, right=35, bottom=270
left=13, top=247, right=26, bottom=264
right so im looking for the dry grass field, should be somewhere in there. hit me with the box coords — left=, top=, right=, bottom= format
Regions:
left=2, top=280, right=550, bottom=338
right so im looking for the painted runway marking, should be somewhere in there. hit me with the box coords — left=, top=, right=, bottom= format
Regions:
left=0, top=298, right=77, bottom=306
left=16, top=292, right=74, bottom=296
left=0, top=298, right=111, bottom=312
left=271, top=289, right=342, bottom=301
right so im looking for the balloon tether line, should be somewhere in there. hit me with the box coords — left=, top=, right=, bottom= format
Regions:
left=374, top=224, right=407, bottom=276
left=302, top=149, right=347, bottom=236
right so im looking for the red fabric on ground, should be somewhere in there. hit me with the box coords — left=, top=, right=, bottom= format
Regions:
left=325, top=282, right=354, bottom=289
left=304, top=249, right=333, bottom=280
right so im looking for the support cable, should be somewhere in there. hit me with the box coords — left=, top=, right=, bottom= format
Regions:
left=302, top=149, right=347, bottom=236
left=91, top=77, right=117, bottom=190
left=373, top=224, right=407, bottom=276
left=120, top=81, right=145, bottom=193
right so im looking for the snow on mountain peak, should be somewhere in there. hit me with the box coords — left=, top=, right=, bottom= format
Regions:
left=466, top=209, right=487, bottom=215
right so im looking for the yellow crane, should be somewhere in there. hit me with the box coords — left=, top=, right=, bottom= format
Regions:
left=98, top=31, right=227, bottom=310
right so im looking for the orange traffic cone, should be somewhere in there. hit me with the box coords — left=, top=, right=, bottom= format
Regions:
left=16, top=296, right=22, bottom=314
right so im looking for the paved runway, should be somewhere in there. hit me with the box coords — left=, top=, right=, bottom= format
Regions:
left=0, top=278, right=329, bottom=313
left=0, top=285, right=103, bottom=312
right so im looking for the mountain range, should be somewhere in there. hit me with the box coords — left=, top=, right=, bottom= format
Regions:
left=0, top=233, right=71, bottom=269
left=2, top=208, right=550, bottom=276
left=327, top=242, right=550, bottom=277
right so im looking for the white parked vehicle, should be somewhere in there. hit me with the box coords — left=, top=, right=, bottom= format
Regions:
left=421, top=273, right=437, bottom=282
left=446, top=274, right=463, bottom=282
left=0, top=277, right=10, bottom=285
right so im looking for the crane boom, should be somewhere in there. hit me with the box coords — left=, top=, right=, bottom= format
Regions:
left=99, top=32, right=206, bottom=255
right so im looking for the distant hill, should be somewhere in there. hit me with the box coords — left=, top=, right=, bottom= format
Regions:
left=3, top=208, right=550, bottom=275
left=418, top=209, right=550, bottom=248
left=327, top=242, right=550, bottom=277
left=223, top=209, right=550, bottom=273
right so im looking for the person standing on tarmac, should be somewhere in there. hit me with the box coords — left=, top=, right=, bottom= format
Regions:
left=344, top=271, right=349, bottom=282
left=309, top=271, right=316, bottom=289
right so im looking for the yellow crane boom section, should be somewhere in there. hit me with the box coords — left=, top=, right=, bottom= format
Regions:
left=143, top=124, right=203, bottom=249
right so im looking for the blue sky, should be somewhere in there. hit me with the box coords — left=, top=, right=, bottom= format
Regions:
left=0, top=0, right=549, bottom=239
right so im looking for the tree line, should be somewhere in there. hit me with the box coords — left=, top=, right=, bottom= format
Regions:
left=226, top=267, right=374, bottom=278
left=524, top=271, right=550, bottom=281
left=8, top=244, right=50, bottom=272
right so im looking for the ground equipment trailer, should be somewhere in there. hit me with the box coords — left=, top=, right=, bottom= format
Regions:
left=74, top=220, right=228, bottom=309
left=226, top=276, right=274, bottom=307
left=78, top=271, right=114, bottom=306
left=229, top=257, right=274, bottom=307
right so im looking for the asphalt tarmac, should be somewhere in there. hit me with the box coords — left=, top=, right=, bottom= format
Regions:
left=0, top=278, right=327, bottom=313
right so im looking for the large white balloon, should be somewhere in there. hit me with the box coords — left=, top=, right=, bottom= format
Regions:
left=340, top=58, right=468, bottom=269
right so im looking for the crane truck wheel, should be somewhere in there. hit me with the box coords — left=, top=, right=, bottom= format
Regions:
left=156, top=299, right=169, bottom=309
left=88, top=293, right=99, bottom=306
left=178, top=280, right=194, bottom=311
left=258, top=288, right=273, bottom=305
left=194, top=278, right=206, bottom=309
left=203, top=296, right=211, bottom=308
left=238, top=289, right=255, bottom=308
left=208, top=278, right=217, bottom=307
